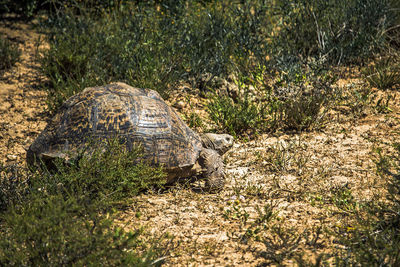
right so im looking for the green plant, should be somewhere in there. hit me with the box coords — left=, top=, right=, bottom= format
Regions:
left=0, top=139, right=169, bottom=265
left=48, top=138, right=166, bottom=207
left=223, top=199, right=277, bottom=242
left=273, top=64, right=336, bottom=131
left=208, top=63, right=336, bottom=136
left=331, top=187, right=357, bottom=211
left=386, top=0, right=400, bottom=48
left=331, top=144, right=400, bottom=265
left=0, top=192, right=164, bottom=266
left=207, top=86, right=270, bottom=138
left=242, top=205, right=276, bottom=242
left=337, top=83, right=373, bottom=118
left=375, top=143, right=400, bottom=229
left=183, top=97, right=205, bottom=130
left=223, top=199, right=250, bottom=224
left=279, top=89, right=329, bottom=131
left=40, top=4, right=183, bottom=111
left=0, top=0, right=40, bottom=17
left=273, top=0, right=395, bottom=64
left=0, top=36, right=21, bottom=72
left=0, top=164, right=30, bottom=212
left=374, top=93, right=395, bottom=113
left=184, top=111, right=204, bottom=130
left=260, top=225, right=304, bottom=265
left=39, top=0, right=273, bottom=111
left=364, top=57, right=400, bottom=90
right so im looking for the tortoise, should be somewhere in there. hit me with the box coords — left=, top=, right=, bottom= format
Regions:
left=27, top=82, right=233, bottom=190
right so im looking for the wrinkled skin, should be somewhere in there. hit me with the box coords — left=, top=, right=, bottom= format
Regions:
left=200, top=133, right=234, bottom=155
left=195, top=133, right=233, bottom=190
left=198, top=148, right=226, bottom=190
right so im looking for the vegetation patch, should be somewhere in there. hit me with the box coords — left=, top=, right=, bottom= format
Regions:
left=331, top=143, right=400, bottom=265
left=0, top=140, right=168, bottom=265
left=47, top=139, right=166, bottom=208
left=2, top=0, right=400, bottom=265
left=273, top=0, right=395, bottom=64
left=208, top=63, right=337, bottom=136
left=39, top=1, right=272, bottom=112
left=0, top=36, right=20, bottom=73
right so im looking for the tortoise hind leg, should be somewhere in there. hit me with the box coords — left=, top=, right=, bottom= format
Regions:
left=198, top=148, right=225, bottom=191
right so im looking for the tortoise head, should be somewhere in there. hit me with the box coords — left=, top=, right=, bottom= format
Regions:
left=200, top=133, right=234, bottom=155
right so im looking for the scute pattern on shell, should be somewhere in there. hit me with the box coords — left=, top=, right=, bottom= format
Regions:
left=27, top=82, right=203, bottom=170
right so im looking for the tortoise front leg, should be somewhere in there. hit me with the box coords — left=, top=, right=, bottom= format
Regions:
left=198, top=148, right=225, bottom=191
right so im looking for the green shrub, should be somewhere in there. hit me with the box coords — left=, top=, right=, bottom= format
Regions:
left=0, top=0, right=47, bottom=18
left=40, top=0, right=391, bottom=112
left=363, top=56, right=400, bottom=90
left=208, top=64, right=336, bottom=136
left=40, top=138, right=166, bottom=207
left=278, top=90, right=329, bottom=131
left=0, top=36, right=21, bottom=72
left=0, top=139, right=168, bottom=265
left=41, top=3, right=184, bottom=111
left=273, top=0, right=395, bottom=64
left=0, top=0, right=118, bottom=18
left=207, top=65, right=277, bottom=137
left=176, top=0, right=271, bottom=88
left=274, top=64, right=336, bottom=131
left=207, top=88, right=269, bottom=138
left=0, top=192, right=162, bottom=266
left=386, top=0, right=400, bottom=48
left=0, top=164, right=30, bottom=212
left=40, top=0, right=272, bottom=111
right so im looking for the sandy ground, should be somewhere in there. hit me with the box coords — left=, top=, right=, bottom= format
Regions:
left=0, top=17, right=47, bottom=165
left=1, top=19, right=400, bottom=266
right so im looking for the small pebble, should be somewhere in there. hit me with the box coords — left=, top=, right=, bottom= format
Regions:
left=174, top=101, right=185, bottom=109
left=7, top=154, right=17, bottom=161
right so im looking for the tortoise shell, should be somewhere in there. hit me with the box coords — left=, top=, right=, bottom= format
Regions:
left=27, top=82, right=203, bottom=173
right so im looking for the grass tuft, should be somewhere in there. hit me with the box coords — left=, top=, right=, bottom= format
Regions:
left=363, top=56, right=400, bottom=90
left=0, top=36, right=21, bottom=73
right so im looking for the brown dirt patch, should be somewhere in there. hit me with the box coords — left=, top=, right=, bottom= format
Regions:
left=0, top=17, right=47, bottom=165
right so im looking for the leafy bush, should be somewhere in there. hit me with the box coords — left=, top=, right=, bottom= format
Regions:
left=0, top=36, right=21, bottom=72
left=386, top=0, right=400, bottom=48
left=273, top=64, right=336, bottom=131
left=0, top=0, right=120, bottom=18
left=1, top=186, right=169, bottom=266
left=39, top=0, right=272, bottom=111
left=273, top=0, right=395, bottom=64
left=0, top=140, right=167, bottom=265
left=0, top=164, right=30, bottom=212
left=0, top=193, right=160, bottom=266
left=50, top=139, right=166, bottom=207
left=41, top=3, right=183, bottom=111
left=208, top=64, right=336, bottom=136
left=39, top=0, right=395, bottom=111
left=278, top=90, right=328, bottom=131
left=207, top=85, right=270, bottom=138
left=0, top=0, right=46, bottom=18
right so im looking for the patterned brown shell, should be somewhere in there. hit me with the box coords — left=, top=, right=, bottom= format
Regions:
left=27, top=82, right=203, bottom=170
